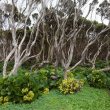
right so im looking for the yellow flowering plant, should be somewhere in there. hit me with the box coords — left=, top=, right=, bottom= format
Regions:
left=22, top=88, right=29, bottom=94
left=43, top=88, right=49, bottom=94
left=23, top=91, right=35, bottom=102
left=59, top=77, right=84, bottom=94
left=0, top=96, right=9, bottom=104
left=0, top=69, right=40, bottom=104
left=3, top=96, right=9, bottom=102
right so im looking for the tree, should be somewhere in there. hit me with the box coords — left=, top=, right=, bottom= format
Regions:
left=1, top=0, right=110, bottom=79
left=2, top=0, right=43, bottom=77
left=49, top=0, right=104, bottom=79
left=97, top=0, right=110, bottom=25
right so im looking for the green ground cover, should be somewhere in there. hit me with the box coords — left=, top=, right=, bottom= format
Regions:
left=0, top=86, right=110, bottom=110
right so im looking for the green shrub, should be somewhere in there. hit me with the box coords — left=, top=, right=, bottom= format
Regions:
left=0, top=72, right=39, bottom=104
left=34, top=66, right=63, bottom=89
left=34, top=68, right=49, bottom=90
left=59, top=77, right=84, bottom=94
left=0, top=66, right=64, bottom=104
left=71, top=67, right=92, bottom=84
left=87, top=70, right=107, bottom=88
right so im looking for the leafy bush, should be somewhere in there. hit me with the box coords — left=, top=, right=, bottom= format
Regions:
left=34, top=66, right=63, bottom=89
left=0, top=65, right=64, bottom=104
left=87, top=70, right=107, bottom=88
left=59, top=77, right=84, bottom=94
left=72, top=67, right=110, bottom=89
left=71, top=67, right=92, bottom=84
left=0, top=72, right=39, bottom=104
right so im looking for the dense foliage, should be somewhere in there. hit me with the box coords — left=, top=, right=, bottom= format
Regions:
left=87, top=70, right=107, bottom=88
left=59, top=77, right=84, bottom=94
left=0, top=66, right=63, bottom=104
left=0, top=65, right=84, bottom=104
left=35, top=66, right=63, bottom=89
left=0, top=60, right=110, bottom=104
left=0, top=87, right=110, bottom=110
left=0, top=72, right=39, bottom=104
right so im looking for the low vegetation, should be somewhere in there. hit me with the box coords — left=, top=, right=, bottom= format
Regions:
left=0, top=62, right=110, bottom=110
left=0, top=86, right=110, bottom=110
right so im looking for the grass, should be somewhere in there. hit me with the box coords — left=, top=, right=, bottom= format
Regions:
left=0, top=86, right=110, bottom=110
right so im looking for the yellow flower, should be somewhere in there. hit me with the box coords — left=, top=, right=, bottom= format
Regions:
left=23, top=95, right=32, bottom=101
left=75, top=83, right=79, bottom=88
left=22, top=88, right=29, bottom=93
left=27, top=91, right=35, bottom=98
left=43, top=88, right=49, bottom=94
left=70, top=91, right=74, bottom=94
left=25, top=72, right=30, bottom=76
left=59, top=77, right=84, bottom=94
left=4, top=96, right=9, bottom=102
left=23, top=95, right=29, bottom=101
left=23, top=91, right=34, bottom=102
